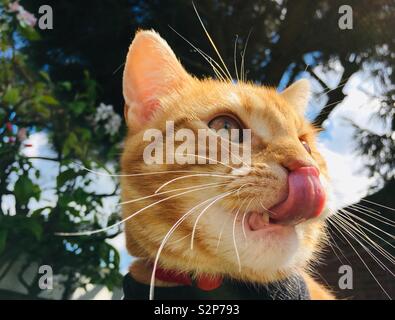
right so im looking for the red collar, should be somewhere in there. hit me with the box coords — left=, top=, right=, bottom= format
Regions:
left=155, top=267, right=223, bottom=291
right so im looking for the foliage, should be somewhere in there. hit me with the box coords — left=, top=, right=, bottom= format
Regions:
left=0, top=0, right=123, bottom=299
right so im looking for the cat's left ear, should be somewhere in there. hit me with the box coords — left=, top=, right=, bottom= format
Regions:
left=123, top=30, right=191, bottom=131
left=281, top=79, right=310, bottom=115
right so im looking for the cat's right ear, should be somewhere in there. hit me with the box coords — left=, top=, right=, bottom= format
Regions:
left=122, top=30, right=191, bottom=131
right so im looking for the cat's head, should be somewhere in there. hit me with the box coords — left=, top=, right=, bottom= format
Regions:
left=121, top=30, right=334, bottom=283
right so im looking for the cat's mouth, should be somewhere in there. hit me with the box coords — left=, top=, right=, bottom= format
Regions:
left=245, top=166, right=326, bottom=233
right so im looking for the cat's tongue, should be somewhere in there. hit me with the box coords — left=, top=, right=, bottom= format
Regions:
left=268, top=167, right=326, bottom=225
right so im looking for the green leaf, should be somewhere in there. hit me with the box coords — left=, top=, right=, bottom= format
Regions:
left=13, top=175, right=41, bottom=205
left=60, top=81, right=72, bottom=91
left=39, top=71, right=51, bottom=82
left=70, top=101, right=86, bottom=115
left=18, top=25, right=40, bottom=41
left=57, top=168, right=78, bottom=187
left=40, top=95, right=59, bottom=106
left=0, top=230, right=7, bottom=254
left=62, top=132, right=82, bottom=157
left=23, top=219, right=43, bottom=241
left=3, top=87, right=20, bottom=105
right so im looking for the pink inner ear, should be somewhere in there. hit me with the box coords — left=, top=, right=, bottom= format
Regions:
left=122, top=30, right=190, bottom=130
left=138, top=98, right=160, bottom=123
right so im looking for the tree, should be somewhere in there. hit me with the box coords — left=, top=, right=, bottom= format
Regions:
left=0, top=0, right=123, bottom=299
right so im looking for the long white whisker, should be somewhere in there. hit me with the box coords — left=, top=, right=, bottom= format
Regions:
left=216, top=215, right=230, bottom=252
left=174, top=152, right=238, bottom=171
left=232, top=199, right=250, bottom=272
left=168, top=25, right=228, bottom=81
left=55, top=183, right=228, bottom=236
left=192, top=2, right=233, bottom=81
left=331, top=215, right=389, bottom=270
left=240, top=29, right=252, bottom=82
left=190, top=189, right=241, bottom=250
left=350, top=204, right=395, bottom=226
left=327, top=217, right=392, bottom=299
left=337, top=211, right=395, bottom=261
left=241, top=198, right=253, bottom=240
left=149, top=189, right=236, bottom=300
left=155, top=173, right=234, bottom=194
left=233, top=35, right=239, bottom=82
left=360, top=199, right=395, bottom=212
left=120, top=181, right=228, bottom=206
left=340, top=209, right=394, bottom=239
left=72, top=162, right=230, bottom=178
left=335, top=212, right=395, bottom=267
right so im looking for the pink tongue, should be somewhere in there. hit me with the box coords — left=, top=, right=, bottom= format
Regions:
left=269, top=166, right=326, bottom=225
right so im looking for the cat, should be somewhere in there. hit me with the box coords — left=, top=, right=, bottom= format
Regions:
left=120, top=30, right=335, bottom=299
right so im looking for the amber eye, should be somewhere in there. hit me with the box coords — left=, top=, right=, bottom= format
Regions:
left=208, top=115, right=244, bottom=142
left=301, top=140, right=312, bottom=154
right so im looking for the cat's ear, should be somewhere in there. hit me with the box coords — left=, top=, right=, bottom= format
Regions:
left=122, top=30, right=190, bottom=130
left=281, top=79, right=310, bottom=115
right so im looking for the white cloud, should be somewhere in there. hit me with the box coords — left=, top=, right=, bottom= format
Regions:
left=313, top=69, right=388, bottom=210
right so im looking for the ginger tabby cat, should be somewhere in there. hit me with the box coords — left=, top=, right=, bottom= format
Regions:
left=120, top=30, right=335, bottom=300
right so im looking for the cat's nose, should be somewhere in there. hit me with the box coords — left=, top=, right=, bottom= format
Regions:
left=282, top=159, right=318, bottom=172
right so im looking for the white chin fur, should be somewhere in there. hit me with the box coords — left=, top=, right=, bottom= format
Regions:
left=198, top=206, right=310, bottom=274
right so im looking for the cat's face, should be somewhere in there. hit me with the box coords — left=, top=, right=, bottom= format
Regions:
left=121, top=30, right=334, bottom=283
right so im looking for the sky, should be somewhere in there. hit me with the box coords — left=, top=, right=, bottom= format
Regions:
left=2, top=68, right=388, bottom=275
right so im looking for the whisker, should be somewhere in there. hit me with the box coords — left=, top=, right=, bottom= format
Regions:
left=259, top=200, right=279, bottom=217
left=216, top=214, right=230, bottom=252
left=240, top=29, right=252, bottom=82
left=241, top=198, right=253, bottom=240
left=327, top=217, right=392, bottom=299
left=338, top=211, right=395, bottom=258
left=72, top=162, right=231, bottom=178
left=339, top=209, right=394, bottom=239
left=326, top=229, right=348, bottom=265
left=233, top=35, right=239, bottom=82
left=315, top=76, right=352, bottom=100
left=192, top=2, right=233, bottom=81
left=149, top=189, right=237, bottom=300
left=55, top=183, right=229, bottom=236
left=190, top=187, right=244, bottom=250
left=350, top=204, right=395, bottom=226
left=232, top=198, right=253, bottom=272
left=175, top=152, right=238, bottom=171
left=360, top=199, right=395, bottom=212
left=167, top=233, right=191, bottom=245
left=331, top=215, right=389, bottom=271
left=168, top=25, right=228, bottom=81
left=120, top=181, right=228, bottom=206
left=154, top=173, right=234, bottom=194
left=335, top=212, right=395, bottom=267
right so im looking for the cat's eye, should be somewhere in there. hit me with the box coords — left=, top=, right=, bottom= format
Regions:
left=208, top=115, right=244, bottom=143
left=301, top=140, right=312, bottom=154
